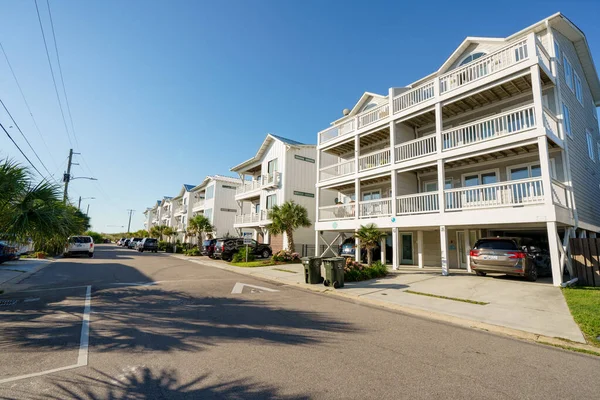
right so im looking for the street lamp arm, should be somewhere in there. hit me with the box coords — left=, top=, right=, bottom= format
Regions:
left=71, top=176, right=98, bottom=181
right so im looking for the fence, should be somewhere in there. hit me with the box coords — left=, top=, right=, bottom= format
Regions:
left=299, top=244, right=335, bottom=257
left=569, top=238, right=600, bottom=287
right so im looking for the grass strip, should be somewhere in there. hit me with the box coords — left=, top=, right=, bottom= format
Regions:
left=230, top=260, right=277, bottom=268
left=562, top=287, right=600, bottom=347
left=404, top=290, right=489, bottom=305
left=273, top=268, right=298, bottom=274
left=538, top=341, right=600, bottom=357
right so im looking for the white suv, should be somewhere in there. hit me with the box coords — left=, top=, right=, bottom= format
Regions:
left=64, top=236, right=94, bottom=258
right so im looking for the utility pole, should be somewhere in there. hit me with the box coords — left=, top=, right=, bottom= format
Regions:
left=62, top=148, right=80, bottom=203
left=126, top=209, right=135, bottom=233
left=78, top=196, right=82, bottom=210
left=86, top=204, right=90, bottom=216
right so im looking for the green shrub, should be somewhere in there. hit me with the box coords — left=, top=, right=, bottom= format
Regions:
left=184, top=247, right=201, bottom=256
left=158, top=241, right=168, bottom=251
left=232, top=247, right=255, bottom=263
left=343, top=259, right=387, bottom=282
left=271, top=250, right=300, bottom=263
left=85, top=231, right=104, bottom=244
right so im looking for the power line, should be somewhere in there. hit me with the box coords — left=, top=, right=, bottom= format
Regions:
left=33, top=0, right=73, bottom=148
left=45, top=0, right=79, bottom=149
left=0, top=98, right=56, bottom=182
left=0, top=120, right=44, bottom=178
left=0, top=42, right=58, bottom=170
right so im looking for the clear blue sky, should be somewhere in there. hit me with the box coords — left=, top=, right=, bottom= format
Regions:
left=0, top=0, right=599, bottom=233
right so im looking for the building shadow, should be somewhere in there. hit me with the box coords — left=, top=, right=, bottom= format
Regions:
left=5, top=367, right=309, bottom=400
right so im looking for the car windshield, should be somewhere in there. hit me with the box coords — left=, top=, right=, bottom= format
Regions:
left=474, top=239, right=518, bottom=250
left=70, top=237, right=92, bottom=244
left=145, top=239, right=156, bottom=243
left=203, top=240, right=213, bottom=246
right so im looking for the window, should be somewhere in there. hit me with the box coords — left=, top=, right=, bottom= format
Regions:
left=459, top=52, right=485, bottom=66
left=254, top=203, right=260, bottom=214
left=564, top=55, right=574, bottom=91
left=562, top=103, right=572, bottom=137
left=574, top=72, right=583, bottom=104
left=183, top=198, right=187, bottom=205
left=266, top=194, right=277, bottom=209
left=205, top=184, right=214, bottom=200
left=554, top=40, right=561, bottom=64
left=423, top=179, right=452, bottom=192
left=267, top=158, right=278, bottom=174
left=593, top=102, right=598, bottom=120
left=586, top=130, right=595, bottom=161
left=182, top=216, right=186, bottom=226
left=204, top=208, right=213, bottom=223
left=361, top=190, right=381, bottom=201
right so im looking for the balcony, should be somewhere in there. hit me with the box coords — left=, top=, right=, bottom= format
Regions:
left=319, top=159, right=355, bottom=181
left=358, top=198, right=392, bottom=218
left=234, top=210, right=270, bottom=226
left=236, top=179, right=261, bottom=196
left=319, top=203, right=356, bottom=221
left=396, top=192, right=439, bottom=215
left=358, top=148, right=391, bottom=172
left=395, top=135, right=436, bottom=163
left=192, top=199, right=205, bottom=211
left=262, top=172, right=280, bottom=189
left=318, top=104, right=390, bottom=145
left=445, top=178, right=544, bottom=211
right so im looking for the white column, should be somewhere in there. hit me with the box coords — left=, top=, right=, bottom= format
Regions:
left=464, top=229, right=472, bottom=273
left=547, top=221, right=563, bottom=286
left=391, top=170, right=397, bottom=216
left=435, top=102, right=443, bottom=155
left=440, top=225, right=449, bottom=276
left=315, top=230, right=320, bottom=256
left=355, top=233, right=361, bottom=262
left=392, top=227, right=399, bottom=270
left=380, top=237, right=386, bottom=264
left=437, top=159, right=446, bottom=216
left=417, top=230, right=424, bottom=268
left=530, top=65, right=545, bottom=137
left=355, top=178, right=360, bottom=220
left=537, top=136, right=554, bottom=208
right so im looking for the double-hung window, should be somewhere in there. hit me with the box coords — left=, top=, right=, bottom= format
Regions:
left=586, top=130, right=595, bottom=161
left=562, top=103, right=572, bottom=138
left=554, top=40, right=561, bottom=64
left=574, top=72, right=583, bottom=105
left=564, top=55, right=574, bottom=91
left=266, top=194, right=277, bottom=209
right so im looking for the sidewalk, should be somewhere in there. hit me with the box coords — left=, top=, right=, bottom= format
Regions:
left=0, top=259, right=52, bottom=292
left=171, top=254, right=587, bottom=346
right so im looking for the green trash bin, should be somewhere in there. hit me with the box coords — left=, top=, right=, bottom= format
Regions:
left=301, top=257, right=323, bottom=284
left=323, top=257, right=345, bottom=288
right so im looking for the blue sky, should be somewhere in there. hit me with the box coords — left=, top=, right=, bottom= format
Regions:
left=0, top=0, right=599, bottom=233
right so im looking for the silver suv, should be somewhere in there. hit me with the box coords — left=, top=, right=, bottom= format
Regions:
left=469, top=237, right=550, bottom=282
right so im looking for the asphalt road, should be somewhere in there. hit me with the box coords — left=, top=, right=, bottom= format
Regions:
left=0, top=244, right=598, bottom=399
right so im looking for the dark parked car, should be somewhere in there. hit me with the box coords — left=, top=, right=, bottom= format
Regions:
left=469, top=237, right=551, bottom=281
left=128, top=237, right=143, bottom=249
left=0, top=242, right=17, bottom=264
left=136, top=238, right=158, bottom=253
left=201, top=239, right=218, bottom=257
left=213, top=238, right=272, bottom=261
left=117, top=238, right=127, bottom=246
left=339, top=238, right=392, bottom=263
left=122, top=239, right=131, bottom=248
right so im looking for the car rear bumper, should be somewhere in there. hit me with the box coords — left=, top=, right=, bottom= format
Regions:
left=66, top=250, right=92, bottom=255
left=471, top=264, right=530, bottom=276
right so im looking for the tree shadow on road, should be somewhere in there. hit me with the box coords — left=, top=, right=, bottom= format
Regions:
left=6, top=367, right=309, bottom=400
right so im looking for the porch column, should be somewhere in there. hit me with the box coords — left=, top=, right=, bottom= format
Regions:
left=464, top=229, right=472, bottom=273
left=355, top=233, right=361, bottom=262
left=417, top=230, right=424, bottom=268
left=354, top=178, right=360, bottom=221
left=537, top=136, right=554, bottom=209
left=315, top=230, right=320, bottom=256
left=440, top=225, right=449, bottom=276
left=435, top=102, right=443, bottom=155
left=380, top=237, right=386, bottom=265
left=437, top=159, right=446, bottom=216
left=392, top=227, right=399, bottom=270
left=547, top=221, right=563, bottom=286
left=391, top=170, right=397, bottom=216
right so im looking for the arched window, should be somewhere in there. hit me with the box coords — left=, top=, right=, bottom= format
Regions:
left=459, top=52, right=486, bottom=66
left=362, top=102, right=377, bottom=112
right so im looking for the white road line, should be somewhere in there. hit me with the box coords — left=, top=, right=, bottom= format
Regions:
left=77, top=285, right=92, bottom=366
left=0, top=364, right=82, bottom=385
left=23, top=298, right=40, bottom=303
left=231, top=282, right=279, bottom=294
left=109, top=282, right=156, bottom=286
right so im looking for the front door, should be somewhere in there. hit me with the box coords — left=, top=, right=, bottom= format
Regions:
left=457, top=231, right=467, bottom=269
left=400, top=233, right=413, bottom=264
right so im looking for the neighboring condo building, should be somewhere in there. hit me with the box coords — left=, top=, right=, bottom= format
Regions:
left=171, top=184, right=196, bottom=242
left=314, top=13, right=600, bottom=286
left=231, top=134, right=330, bottom=253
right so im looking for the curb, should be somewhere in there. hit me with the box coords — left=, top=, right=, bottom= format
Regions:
left=0, top=259, right=54, bottom=294
left=169, top=254, right=600, bottom=357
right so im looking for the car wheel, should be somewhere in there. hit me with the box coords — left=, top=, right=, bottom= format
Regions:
left=526, top=267, right=538, bottom=282
left=262, top=249, right=271, bottom=259
left=88, top=253, right=94, bottom=258
left=475, top=271, right=486, bottom=276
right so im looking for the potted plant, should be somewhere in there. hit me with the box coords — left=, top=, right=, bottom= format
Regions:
left=36, top=251, right=46, bottom=259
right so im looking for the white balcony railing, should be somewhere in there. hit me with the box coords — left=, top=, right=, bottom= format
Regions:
left=235, top=213, right=260, bottom=224
left=262, top=172, right=280, bottom=188
left=395, top=134, right=436, bottom=162
left=543, top=108, right=560, bottom=139
left=442, top=105, right=536, bottom=150
left=358, top=148, right=391, bottom=171
left=445, top=178, right=544, bottom=211
left=396, top=192, right=439, bottom=215
left=439, top=38, right=529, bottom=94
left=551, top=179, right=569, bottom=209
left=393, top=81, right=435, bottom=114
left=319, top=204, right=356, bottom=221
left=358, top=103, right=389, bottom=128
left=236, top=179, right=261, bottom=195
left=319, top=159, right=355, bottom=181
left=319, top=119, right=356, bottom=144
left=359, top=198, right=392, bottom=218
left=193, top=199, right=205, bottom=209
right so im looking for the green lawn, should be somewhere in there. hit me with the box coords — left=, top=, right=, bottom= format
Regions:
left=230, top=260, right=278, bottom=268
left=562, top=287, right=600, bottom=346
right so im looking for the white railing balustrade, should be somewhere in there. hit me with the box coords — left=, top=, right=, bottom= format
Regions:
left=236, top=179, right=261, bottom=195
left=395, top=135, right=436, bottom=162
left=439, top=39, right=529, bottom=94
left=536, top=39, right=552, bottom=74
left=319, top=159, right=355, bottom=180
left=358, top=103, right=390, bottom=128
left=319, top=204, right=356, bottom=221
left=551, top=179, right=569, bottom=209
left=543, top=108, right=560, bottom=139
left=442, top=105, right=536, bottom=150
left=318, top=119, right=356, bottom=144
left=193, top=199, right=205, bottom=209
left=359, top=198, right=392, bottom=218
left=393, top=81, right=435, bottom=114
left=358, top=148, right=391, bottom=171
left=396, top=192, right=439, bottom=215
left=235, top=213, right=261, bottom=224
left=445, top=178, right=544, bottom=211
left=262, top=172, right=280, bottom=188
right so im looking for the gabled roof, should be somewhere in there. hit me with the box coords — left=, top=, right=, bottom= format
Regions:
left=230, top=134, right=314, bottom=173
left=191, top=175, right=242, bottom=192
left=173, top=183, right=197, bottom=199
left=437, top=37, right=505, bottom=74
left=330, top=92, right=387, bottom=125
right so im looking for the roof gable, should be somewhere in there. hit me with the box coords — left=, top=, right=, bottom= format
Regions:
left=437, top=37, right=506, bottom=74
left=231, top=134, right=311, bottom=172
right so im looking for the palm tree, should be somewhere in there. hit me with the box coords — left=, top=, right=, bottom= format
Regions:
left=150, top=225, right=169, bottom=240
left=354, top=224, right=385, bottom=266
left=163, top=227, right=177, bottom=243
left=268, top=201, right=311, bottom=253
left=187, top=215, right=213, bottom=244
